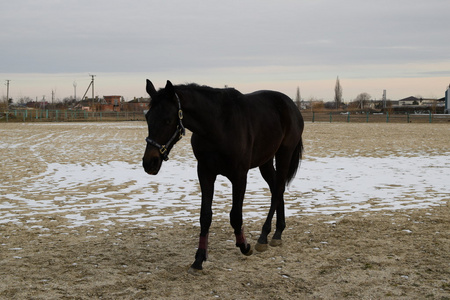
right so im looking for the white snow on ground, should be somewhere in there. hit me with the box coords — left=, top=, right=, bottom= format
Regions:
left=1, top=153, right=449, bottom=227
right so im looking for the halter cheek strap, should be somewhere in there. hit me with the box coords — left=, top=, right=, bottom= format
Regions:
left=145, top=93, right=185, bottom=161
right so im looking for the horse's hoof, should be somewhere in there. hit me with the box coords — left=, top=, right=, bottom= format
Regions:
left=187, top=267, right=203, bottom=276
left=243, top=245, right=253, bottom=256
left=270, top=239, right=282, bottom=247
left=255, top=242, right=268, bottom=252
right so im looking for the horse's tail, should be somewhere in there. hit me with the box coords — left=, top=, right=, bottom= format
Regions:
left=286, top=137, right=303, bottom=185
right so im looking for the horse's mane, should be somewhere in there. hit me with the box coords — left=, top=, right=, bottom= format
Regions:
left=150, top=83, right=243, bottom=107
left=175, top=83, right=243, bottom=100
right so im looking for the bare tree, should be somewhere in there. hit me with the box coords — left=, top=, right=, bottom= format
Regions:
left=0, top=96, right=7, bottom=111
left=355, top=92, right=371, bottom=110
left=334, top=76, right=343, bottom=109
left=295, top=86, right=301, bottom=109
left=18, top=96, right=32, bottom=105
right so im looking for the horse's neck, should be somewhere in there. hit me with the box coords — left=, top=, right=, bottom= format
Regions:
left=179, top=89, right=222, bottom=136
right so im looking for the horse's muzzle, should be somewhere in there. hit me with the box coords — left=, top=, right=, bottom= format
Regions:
left=142, top=154, right=162, bottom=175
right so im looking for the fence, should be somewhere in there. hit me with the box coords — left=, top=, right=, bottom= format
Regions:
left=302, top=111, right=450, bottom=123
left=1, top=109, right=450, bottom=123
left=1, top=110, right=146, bottom=122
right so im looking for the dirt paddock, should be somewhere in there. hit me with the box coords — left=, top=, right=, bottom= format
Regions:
left=0, top=122, right=449, bottom=299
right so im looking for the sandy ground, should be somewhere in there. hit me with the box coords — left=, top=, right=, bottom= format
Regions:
left=0, top=121, right=449, bottom=299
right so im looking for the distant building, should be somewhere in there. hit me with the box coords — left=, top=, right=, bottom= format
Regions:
left=102, top=95, right=122, bottom=112
left=124, top=97, right=151, bottom=112
left=394, top=95, right=445, bottom=114
left=398, top=96, right=421, bottom=106
left=398, top=96, right=444, bottom=107
left=25, top=101, right=49, bottom=109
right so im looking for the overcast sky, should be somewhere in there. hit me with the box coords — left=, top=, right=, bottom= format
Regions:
left=1, top=0, right=449, bottom=101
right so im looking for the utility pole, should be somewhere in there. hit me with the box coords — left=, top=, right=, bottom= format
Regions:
left=73, top=81, right=77, bottom=101
left=5, top=80, right=10, bottom=110
left=80, top=74, right=96, bottom=111
left=90, top=74, right=96, bottom=111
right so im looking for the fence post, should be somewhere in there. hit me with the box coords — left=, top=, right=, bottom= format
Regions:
left=386, top=112, right=389, bottom=123
left=312, top=112, right=315, bottom=123
left=407, top=113, right=410, bottom=123
left=429, top=111, right=432, bottom=123
left=347, top=112, right=350, bottom=123
left=366, top=112, right=369, bottom=123
left=329, top=112, right=332, bottom=123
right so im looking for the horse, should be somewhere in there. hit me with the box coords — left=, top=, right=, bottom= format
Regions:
left=142, top=80, right=304, bottom=274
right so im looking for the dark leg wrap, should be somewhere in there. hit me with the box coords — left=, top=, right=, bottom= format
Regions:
left=191, top=248, right=207, bottom=270
left=235, top=228, right=252, bottom=255
left=190, top=234, right=208, bottom=270
left=198, top=234, right=208, bottom=251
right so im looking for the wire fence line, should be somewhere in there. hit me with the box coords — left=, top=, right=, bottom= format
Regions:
left=1, top=109, right=450, bottom=123
left=0, top=110, right=146, bottom=122
left=302, top=111, right=450, bottom=123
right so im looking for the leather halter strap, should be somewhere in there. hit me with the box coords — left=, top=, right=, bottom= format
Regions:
left=145, top=93, right=185, bottom=161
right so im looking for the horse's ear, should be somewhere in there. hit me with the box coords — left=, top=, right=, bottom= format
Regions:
left=146, top=79, right=157, bottom=98
left=165, top=80, right=175, bottom=96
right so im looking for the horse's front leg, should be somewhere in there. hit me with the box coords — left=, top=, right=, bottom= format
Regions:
left=188, top=166, right=216, bottom=275
left=230, top=175, right=253, bottom=256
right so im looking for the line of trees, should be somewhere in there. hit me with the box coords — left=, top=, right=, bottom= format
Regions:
left=296, top=76, right=377, bottom=111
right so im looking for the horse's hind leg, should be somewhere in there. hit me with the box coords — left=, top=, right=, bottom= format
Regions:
left=255, top=160, right=276, bottom=252
left=268, top=149, right=295, bottom=247
left=270, top=195, right=285, bottom=247
left=230, top=174, right=252, bottom=256
left=256, top=153, right=290, bottom=251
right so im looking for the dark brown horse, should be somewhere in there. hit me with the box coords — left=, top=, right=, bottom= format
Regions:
left=143, top=80, right=304, bottom=274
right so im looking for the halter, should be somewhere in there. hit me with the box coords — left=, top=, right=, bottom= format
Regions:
left=145, top=93, right=185, bottom=161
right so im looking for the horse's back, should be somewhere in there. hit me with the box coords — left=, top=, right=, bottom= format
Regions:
left=190, top=86, right=303, bottom=173
left=243, top=90, right=303, bottom=132
left=236, top=90, right=303, bottom=168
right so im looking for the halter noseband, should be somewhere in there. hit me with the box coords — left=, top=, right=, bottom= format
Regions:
left=145, top=93, right=185, bottom=161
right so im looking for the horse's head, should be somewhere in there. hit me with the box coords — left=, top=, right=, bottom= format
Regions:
left=142, top=80, right=185, bottom=175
